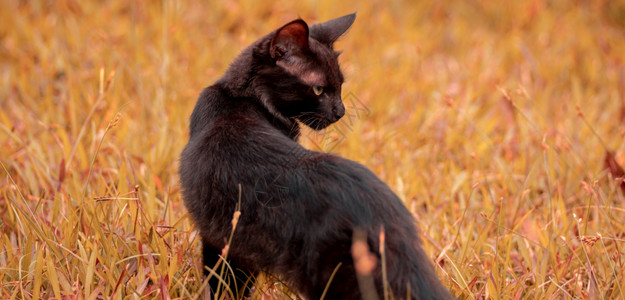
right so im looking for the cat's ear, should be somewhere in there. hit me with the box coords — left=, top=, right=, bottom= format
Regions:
left=270, top=20, right=310, bottom=59
left=309, top=13, right=356, bottom=47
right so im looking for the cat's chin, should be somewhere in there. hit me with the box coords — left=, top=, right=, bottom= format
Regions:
left=309, top=125, right=330, bottom=131
left=303, top=118, right=336, bottom=131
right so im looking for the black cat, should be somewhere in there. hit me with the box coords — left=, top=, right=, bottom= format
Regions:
left=179, top=13, right=452, bottom=300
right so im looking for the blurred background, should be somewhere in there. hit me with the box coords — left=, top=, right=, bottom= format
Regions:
left=2, top=0, right=625, bottom=298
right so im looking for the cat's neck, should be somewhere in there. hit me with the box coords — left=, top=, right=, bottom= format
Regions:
left=216, top=37, right=301, bottom=141
left=216, top=43, right=258, bottom=98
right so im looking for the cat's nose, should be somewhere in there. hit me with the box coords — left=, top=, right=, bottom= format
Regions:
left=333, top=102, right=345, bottom=119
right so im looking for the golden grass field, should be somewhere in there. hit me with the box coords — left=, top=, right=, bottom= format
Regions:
left=2, top=0, right=625, bottom=299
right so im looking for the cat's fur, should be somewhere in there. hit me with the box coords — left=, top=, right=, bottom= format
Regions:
left=179, top=14, right=453, bottom=300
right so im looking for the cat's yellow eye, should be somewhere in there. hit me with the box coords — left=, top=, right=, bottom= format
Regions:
left=312, top=86, right=324, bottom=96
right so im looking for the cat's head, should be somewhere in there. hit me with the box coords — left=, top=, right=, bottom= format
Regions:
left=252, top=13, right=356, bottom=130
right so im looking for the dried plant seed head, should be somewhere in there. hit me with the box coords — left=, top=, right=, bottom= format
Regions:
left=541, top=136, right=549, bottom=151
left=580, top=236, right=599, bottom=247
left=232, top=211, right=241, bottom=228
left=351, top=240, right=377, bottom=276
left=221, top=244, right=230, bottom=257
left=576, top=105, right=585, bottom=118
left=108, top=113, right=121, bottom=128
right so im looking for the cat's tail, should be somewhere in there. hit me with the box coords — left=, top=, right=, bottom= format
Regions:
left=385, top=236, right=454, bottom=300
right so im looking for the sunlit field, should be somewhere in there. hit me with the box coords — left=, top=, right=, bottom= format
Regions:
left=2, top=0, right=625, bottom=299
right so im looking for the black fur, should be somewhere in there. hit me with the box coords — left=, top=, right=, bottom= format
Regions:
left=179, top=13, right=453, bottom=300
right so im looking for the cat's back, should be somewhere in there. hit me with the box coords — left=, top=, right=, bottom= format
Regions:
left=180, top=85, right=302, bottom=188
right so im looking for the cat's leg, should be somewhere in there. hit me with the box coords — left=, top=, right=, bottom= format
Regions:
left=201, top=245, right=223, bottom=295
left=228, top=260, right=257, bottom=299
left=202, top=244, right=256, bottom=299
left=310, top=260, right=362, bottom=300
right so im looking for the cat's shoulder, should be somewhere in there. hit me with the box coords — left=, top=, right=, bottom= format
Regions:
left=190, top=85, right=264, bottom=134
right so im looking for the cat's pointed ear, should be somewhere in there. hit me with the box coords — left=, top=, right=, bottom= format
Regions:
left=270, top=20, right=310, bottom=59
left=309, top=13, right=356, bottom=47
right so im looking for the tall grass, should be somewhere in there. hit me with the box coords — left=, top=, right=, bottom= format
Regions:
left=2, top=0, right=625, bottom=298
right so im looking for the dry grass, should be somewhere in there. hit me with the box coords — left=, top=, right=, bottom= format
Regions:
left=2, top=0, right=625, bottom=299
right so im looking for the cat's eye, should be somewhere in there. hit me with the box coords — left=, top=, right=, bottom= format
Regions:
left=312, top=86, right=324, bottom=96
